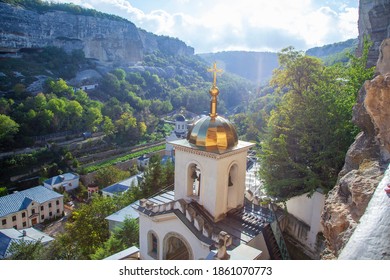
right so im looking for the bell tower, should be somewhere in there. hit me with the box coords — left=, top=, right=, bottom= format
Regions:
left=169, top=63, right=254, bottom=221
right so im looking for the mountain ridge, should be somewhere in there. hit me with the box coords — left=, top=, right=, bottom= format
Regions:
left=198, top=39, right=357, bottom=83
left=0, top=1, right=194, bottom=66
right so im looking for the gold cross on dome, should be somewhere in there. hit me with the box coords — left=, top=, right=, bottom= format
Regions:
left=207, top=62, right=223, bottom=87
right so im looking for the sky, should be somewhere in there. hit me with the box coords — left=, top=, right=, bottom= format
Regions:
left=51, top=0, right=359, bottom=54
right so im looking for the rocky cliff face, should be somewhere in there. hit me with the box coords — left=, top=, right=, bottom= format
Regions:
left=0, top=3, right=194, bottom=65
left=357, top=0, right=390, bottom=67
left=321, top=38, right=390, bottom=259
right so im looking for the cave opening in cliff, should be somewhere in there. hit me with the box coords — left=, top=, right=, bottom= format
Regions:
left=19, top=47, right=43, bottom=54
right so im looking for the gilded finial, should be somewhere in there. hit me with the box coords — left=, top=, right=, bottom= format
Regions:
left=207, top=62, right=223, bottom=88
left=207, top=62, right=223, bottom=119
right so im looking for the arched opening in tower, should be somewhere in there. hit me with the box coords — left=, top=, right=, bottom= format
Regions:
left=164, top=235, right=191, bottom=260
left=188, top=163, right=201, bottom=198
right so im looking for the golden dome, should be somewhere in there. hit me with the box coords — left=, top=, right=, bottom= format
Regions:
left=187, top=115, right=238, bottom=152
left=187, top=62, right=238, bottom=153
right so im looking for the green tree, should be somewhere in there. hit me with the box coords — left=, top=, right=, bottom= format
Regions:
left=36, top=109, right=54, bottom=132
left=33, top=93, right=47, bottom=111
left=0, top=187, right=8, bottom=197
left=90, top=218, right=139, bottom=260
left=115, top=218, right=139, bottom=248
left=163, top=159, right=175, bottom=187
left=259, top=45, right=373, bottom=199
left=94, top=166, right=130, bottom=189
left=140, top=154, right=164, bottom=195
left=112, top=68, right=126, bottom=81
left=102, top=116, right=116, bottom=137
left=66, top=100, right=83, bottom=129
left=0, top=98, right=13, bottom=115
left=61, top=195, right=116, bottom=259
left=46, top=98, right=66, bottom=129
left=74, top=90, right=89, bottom=105
left=0, top=114, right=19, bottom=147
left=115, top=112, right=138, bottom=140
left=129, top=163, right=139, bottom=176
left=47, top=78, right=74, bottom=97
left=100, top=73, right=120, bottom=94
left=83, top=107, right=103, bottom=131
left=7, top=239, right=44, bottom=260
left=90, top=234, right=123, bottom=260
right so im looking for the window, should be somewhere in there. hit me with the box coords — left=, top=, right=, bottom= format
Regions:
left=32, top=209, right=35, bottom=215
left=1, top=219, right=6, bottom=225
left=49, top=212, right=52, bottom=217
left=49, top=203, right=52, bottom=208
left=22, top=212, right=26, bottom=218
left=12, top=216, right=16, bottom=222
left=22, top=222, right=26, bottom=227
left=56, top=200, right=59, bottom=205
left=41, top=206, right=44, bottom=211
left=56, top=209, right=60, bottom=214
left=41, top=215, right=44, bottom=220
left=152, top=234, right=158, bottom=254
left=13, top=226, right=17, bottom=229
left=148, top=232, right=158, bottom=259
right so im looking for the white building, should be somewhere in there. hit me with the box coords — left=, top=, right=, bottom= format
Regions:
left=0, top=186, right=64, bottom=230
left=0, top=227, right=54, bottom=259
left=101, top=175, right=142, bottom=197
left=43, top=173, right=79, bottom=192
left=165, top=114, right=188, bottom=156
left=105, top=202, right=140, bottom=232
left=137, top=155, right=150, bottom=169
left=133, top=64, right=288, bottom=260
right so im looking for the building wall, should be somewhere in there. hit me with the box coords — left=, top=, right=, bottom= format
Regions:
left=38, top=198, right=64, bottom=222
left=44, top=178, right=79, bottom=192
left=138, top=212, right=210, bottom=260
left=102, top=191, right=115, bottom=197
left=1, top=209, right=29, bottom=230
left=283, top=190, right=325, bottom=251
left=173, top=147, right=248, bottom=221
left=0, top=197, right=63, bottom=230
left=246, top=233, right=271, bottom=260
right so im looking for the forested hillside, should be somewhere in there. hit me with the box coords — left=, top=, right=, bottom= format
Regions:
left=0, top=47, right=253, bottom=149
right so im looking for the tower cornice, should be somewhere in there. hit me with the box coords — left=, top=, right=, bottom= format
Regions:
left=170, top=139, right=255, bottom=160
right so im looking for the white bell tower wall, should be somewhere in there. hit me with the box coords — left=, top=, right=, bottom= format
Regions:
left=171, top=140, right=254, bottom=221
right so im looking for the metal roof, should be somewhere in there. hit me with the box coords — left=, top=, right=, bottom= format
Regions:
left=102, top=175, right=141, bottom=194
left=105, top=201, right=140, bottom=222
left=44, top=172, right=79, bottom=186
left=0, top=192, right=32, bottom=217
left=0, top=186, right=63, bottom=217
left=19, top=186, right=63, bottom=204
left=0, top=232, right=11, bottom=259
left=0, top=228, right=54, bottom=259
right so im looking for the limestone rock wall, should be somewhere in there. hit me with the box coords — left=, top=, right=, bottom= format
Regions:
left=0, top=3, right=194, bottom=65
left=338, top=164, right=390, bottom=260
left=321, top=39, right=390, bottom=259
left=357, top=0, right=390, bottom=67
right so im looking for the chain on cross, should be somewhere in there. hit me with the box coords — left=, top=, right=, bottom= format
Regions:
left=207, top=62, right=223, bottom=87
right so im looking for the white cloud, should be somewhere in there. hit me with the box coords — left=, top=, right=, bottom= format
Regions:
left=50, top=0, right=359, bottom=53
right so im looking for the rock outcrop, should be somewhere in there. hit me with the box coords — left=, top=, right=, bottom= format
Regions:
left=321, top=38, right=390, bottom=259
left=338, top=164, right=390, bottom=260
left=0, top=2, right=194, bottom=65
left=357, top=0, right=390, bottom=67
